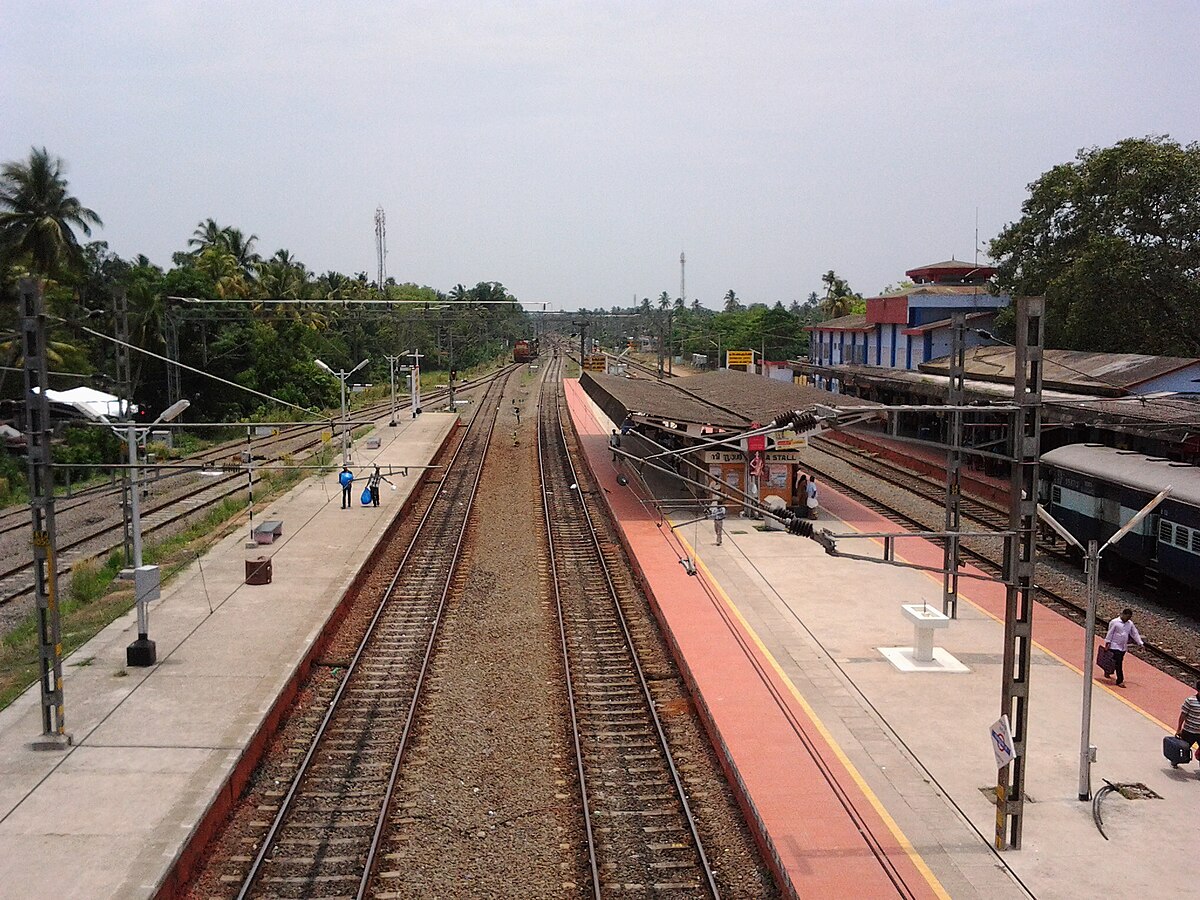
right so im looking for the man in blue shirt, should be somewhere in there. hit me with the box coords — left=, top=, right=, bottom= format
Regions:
left=339, top=466, right=354, bottom=509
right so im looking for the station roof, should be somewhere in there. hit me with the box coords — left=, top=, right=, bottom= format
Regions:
left=905, top=259, right=997, bottom=284
left=901, top=310, right=994, bottom=335
left=794, top=360, right=1200, bottom=446
left=582, top=368, right=871, bottom=432
left=805, top=313, right=871, bottom=332
left=919, top=347, right=1200, bottom=396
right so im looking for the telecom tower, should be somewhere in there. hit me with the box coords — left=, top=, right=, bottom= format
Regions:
left=680, top=251, right=686, bottom=305
left=374, top=206, right=387, bottom=291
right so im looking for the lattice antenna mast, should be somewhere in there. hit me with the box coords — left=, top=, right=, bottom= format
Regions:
left=374, top=206, right=387, bottom=292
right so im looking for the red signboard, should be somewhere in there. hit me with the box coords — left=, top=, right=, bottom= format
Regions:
left=746, top=434, right=766, bottom=452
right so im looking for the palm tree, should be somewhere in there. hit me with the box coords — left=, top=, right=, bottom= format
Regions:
left=658, top=291, right=671, bottom=310
left=723, top=289, right=742, bottom=312
left=0, top=147, right=102, bottom=277
left=188, top=218, right=225, bottom=252
left=449, top=283, right=468, bottom=303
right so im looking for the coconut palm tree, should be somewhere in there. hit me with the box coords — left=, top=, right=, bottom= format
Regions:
left=0, top=146, right=102, bottom=278
left=723, top=289, right=742, bottom=312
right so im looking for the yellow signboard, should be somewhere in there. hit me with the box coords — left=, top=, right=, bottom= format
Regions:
left=726, top=350, right=754, bottom=366
left=582, top=354, right=608, bottom=371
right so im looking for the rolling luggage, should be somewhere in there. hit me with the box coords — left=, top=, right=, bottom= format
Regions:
left=1163, top=735, right=1193, bottom=767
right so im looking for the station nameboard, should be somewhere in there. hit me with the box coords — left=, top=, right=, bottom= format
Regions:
left=704, top=450, right=800, bottom=464
left=582, top=354, right=608, bottom=371
left=726, top=350, right=754, bottom=366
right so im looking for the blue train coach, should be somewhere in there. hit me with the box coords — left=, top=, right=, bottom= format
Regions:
left=1040, top=444, right=1200, bottom=591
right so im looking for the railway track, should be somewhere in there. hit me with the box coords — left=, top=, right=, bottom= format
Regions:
left=800, top=437, right=1200, bottom=683
left=235, top=369, right=512, bottom=899
left=0, top=366, right=516, bottom=611
left=538, top=351, right=719, bottom=896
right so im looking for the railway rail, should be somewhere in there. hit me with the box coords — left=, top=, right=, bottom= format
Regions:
left=235, top=369, right=512, bottom=899
left=0, top=366, right=516, bottom=611
left=538, top=351, right=719, bottom=896
left=800, top=437, right=1200, bottom=683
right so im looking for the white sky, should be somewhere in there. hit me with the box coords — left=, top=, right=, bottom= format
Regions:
left=3, top=1, right=1198, bottom=309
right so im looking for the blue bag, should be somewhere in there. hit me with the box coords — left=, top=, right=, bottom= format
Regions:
left=360, top=487, right=372, bottom=506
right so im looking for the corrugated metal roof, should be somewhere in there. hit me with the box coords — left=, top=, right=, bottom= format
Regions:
left=920, top=347, right=1200, bottom=396
left=806, top=313, right=870, bottom=331
left=1041, top=444, right=1200, bottom=507
left=582, top=369, right=870, bottom=431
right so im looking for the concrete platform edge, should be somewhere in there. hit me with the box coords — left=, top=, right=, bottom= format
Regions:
left=152, top=421, right=459, bottom=900
left=564, top=405, right=800, bottom=900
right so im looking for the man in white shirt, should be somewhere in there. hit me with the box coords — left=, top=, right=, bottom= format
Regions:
left=709, top=500, right=726, bottom=546
left=1104, top=608, right=1144, bottom=688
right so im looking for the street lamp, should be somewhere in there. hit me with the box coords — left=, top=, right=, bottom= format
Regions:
left=1039, top=489, right=1171, bottom=800
left=105, top=398, right=189, bottom=667
left=315, top=357, right=369, bottom=465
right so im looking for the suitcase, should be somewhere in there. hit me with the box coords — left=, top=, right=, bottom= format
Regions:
left=1096, top=646, right=1116, bottom=677
left=1163, top=735, right=1193, bottom=767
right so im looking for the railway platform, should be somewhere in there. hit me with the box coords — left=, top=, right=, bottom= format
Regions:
left=0, top=412, right=457, bottom=899
left=566, top=379, right=1198, bottom=900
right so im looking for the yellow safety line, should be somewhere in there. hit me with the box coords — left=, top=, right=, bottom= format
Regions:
left=678, top=531, right=951, bottom=900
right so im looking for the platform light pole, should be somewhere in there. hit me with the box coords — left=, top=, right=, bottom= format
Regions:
left=384, top=354, right=402, bottom=426
left=120, top=398, right=190, bottom=667
left=315, top=358, right=369, bottom=465
left=406, top=349, right=423, bottom=417
left=1038, top=490, right=1171, bottom=800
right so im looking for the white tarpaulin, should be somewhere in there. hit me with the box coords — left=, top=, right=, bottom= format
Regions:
left=33, top=387, right=133, bottom=419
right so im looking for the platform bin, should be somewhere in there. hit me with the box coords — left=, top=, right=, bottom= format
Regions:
left=245, top=556, right=272, bottom=585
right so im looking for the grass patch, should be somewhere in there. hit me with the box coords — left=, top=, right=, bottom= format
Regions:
left=0, top=460, right=327, bottom=713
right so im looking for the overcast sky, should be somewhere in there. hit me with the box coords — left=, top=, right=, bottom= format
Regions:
left=3, top=1, right=1198, bottom=310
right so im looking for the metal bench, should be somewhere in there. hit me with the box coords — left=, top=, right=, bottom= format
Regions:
left=254, top=520, right=284, bottom=545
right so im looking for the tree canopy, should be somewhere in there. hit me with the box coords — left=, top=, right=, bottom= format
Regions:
left=989, top=136, right=1200, bottom=356
left=0, top=146, right=102, bottom=278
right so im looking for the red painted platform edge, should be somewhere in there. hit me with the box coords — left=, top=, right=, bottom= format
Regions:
left=563, top=396, right=802, bottom=900
left=829, top=428, right=1010, bottom=506
left=153, top=421, right=460, bottom=900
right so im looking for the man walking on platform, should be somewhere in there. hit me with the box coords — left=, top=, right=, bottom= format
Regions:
left=1176, top=679, right=1200, bottom=753
left=609, top=429, right=621, bottom=463
left=366, top=465, right=393, bottom=507
left=339, top=466, right=355, bottom=509
left=1104, top=607, right=1144, bottom=687
left=710, top=499, right=726, bottom=546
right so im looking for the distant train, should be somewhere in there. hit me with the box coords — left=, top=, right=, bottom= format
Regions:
left=1039, top=444, right=1200, bottom=591
left=514, top=338, right=540, bottom=363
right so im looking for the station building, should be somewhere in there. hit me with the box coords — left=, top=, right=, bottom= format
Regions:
left=806, top=259, right=1009, bottom=389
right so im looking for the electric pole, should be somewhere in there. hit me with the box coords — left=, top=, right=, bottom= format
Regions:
left=20, top=279, right=70, bottom=748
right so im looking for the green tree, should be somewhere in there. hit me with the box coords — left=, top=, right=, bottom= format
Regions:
left=819, top=271, right=863, bottom=319
left=989, top=136, right=1200, bottom=355
left=723, top=289, right=742, bottom=312
left=0, top=147, right=102, bottom=278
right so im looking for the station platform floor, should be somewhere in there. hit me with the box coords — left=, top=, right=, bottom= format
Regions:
left=0, top=412, right=457, bottom=899
left=566, top=379, right=1198, bottom=900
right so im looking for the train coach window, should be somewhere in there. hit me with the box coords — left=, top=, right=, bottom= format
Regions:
left=1176, top=526, right=1189, bottom=549
left=1160, top=521, right=1174, bottom=544
left=1193, top=531, right=1200, bottom=553
left=1051, top=486, right=1062, bottom=505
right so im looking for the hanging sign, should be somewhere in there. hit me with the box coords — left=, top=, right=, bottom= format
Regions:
left=990, top=715, right=1016, bottom=769
left=726, top=350, right=754, bottom=366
